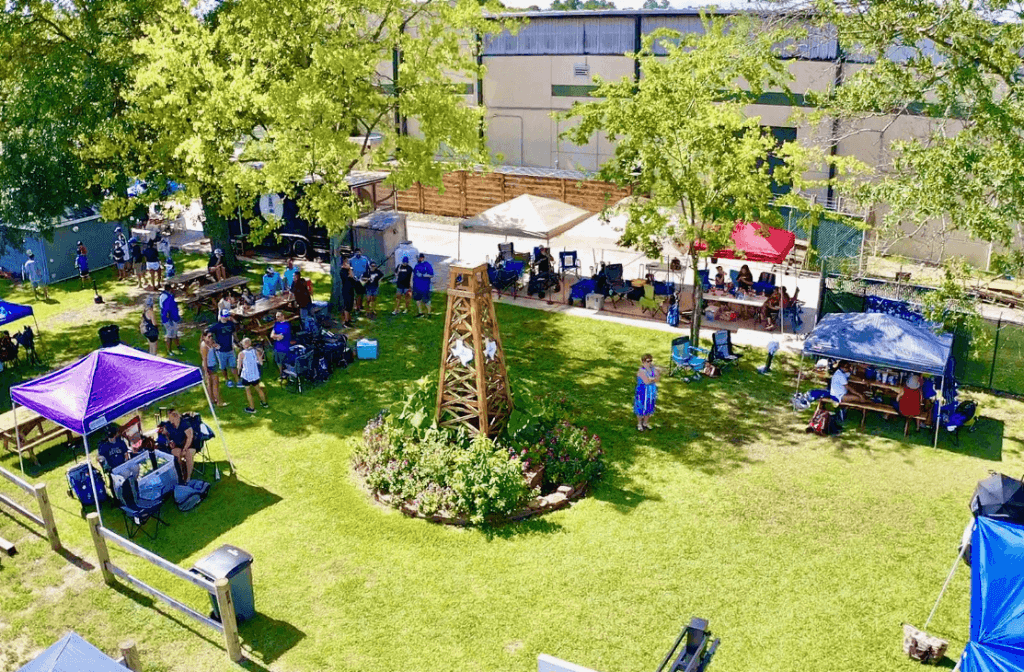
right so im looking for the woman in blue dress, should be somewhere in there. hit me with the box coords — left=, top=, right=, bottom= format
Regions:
left=634, top=353, right=661, bottom=431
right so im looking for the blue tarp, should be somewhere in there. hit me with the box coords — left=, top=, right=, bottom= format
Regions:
left=802, top=312, right=954, bottom=377
left=962, top=518, right=1024, bottom=672
left=0, top=300, right=33, bottom=327
left=18, top=632, right=125, bottom=672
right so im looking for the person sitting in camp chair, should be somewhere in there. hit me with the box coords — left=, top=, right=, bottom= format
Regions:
left=159, top=409, right=195, bottom=484
left=0, top=331, right=18, bottom=368
left=96, top=425, right=130, bottom=472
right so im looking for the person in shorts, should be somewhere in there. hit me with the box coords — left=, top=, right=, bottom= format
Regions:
left=199, top=329, right=226, bottom=406
left=270, top=311, right=293, bottom=379
left=209, top=310, right=240, bottom=388
left=236, top=337, right=268, bottom=413
left=393, top=256, right=413, bottom=314
left=159, top=284, right=182, bottom=356
left=130, top=238, right=146, bottom=287
left=75, top=241, right=90, bottom=288
left=208, top=248, right=228, bottom=281
left=413, top=253, right=434, bottom=317
left=140, top=296, right=160, bottom=355
left=143, top=240, right=161, bottom=290
left=363, top=261, right=384, bottom=318
left=349, top=249, right=369, bottom=312
left=112, top=239, right=127, bottom=280
left=22, top=251, right=48, bottom=300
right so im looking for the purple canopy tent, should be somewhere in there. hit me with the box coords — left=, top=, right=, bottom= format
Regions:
left=9, top=345, right=235, bottom=523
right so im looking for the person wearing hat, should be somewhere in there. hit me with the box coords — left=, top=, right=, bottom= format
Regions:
left=143, top=239, right=161, bottom=290
left=895, top=373, right=924, bottom=428
left=208, top=310, right=240, bottom=388
left=413, top=253, right=434, bottom=317
left=74, top=241, right=90, bottom=288
left=112, top=236, right=127, bottom=281
left=129, top=237, right=146, bottom=288
left=349, top=249, right=369, bottom=313
left=393, top=255, right=413, bottom=314
left=207, top=247, right=228, bottom=281
left=261, top=265, right=282, bottom=298
left=159, top=283, right=182, bottom=356
left=21, top=251, right=48, bottom=300
left=363, top=261, right=384, bottom=318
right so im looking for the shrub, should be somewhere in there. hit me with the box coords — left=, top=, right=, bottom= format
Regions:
left=534, top=420, right=604, bottom=487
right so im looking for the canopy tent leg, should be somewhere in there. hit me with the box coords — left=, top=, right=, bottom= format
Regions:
left=923, top=533, right=969, bottom=631
left=83, top=433, right=103, bottom=527
left=12, top=403, right=24, bottom=475
left=934, top=379, right=943, bottom=448
left=201, top=383, right=236, bottom=475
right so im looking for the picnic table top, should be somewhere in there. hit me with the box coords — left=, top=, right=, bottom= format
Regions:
left=0, top=406, right=44, bottom=435
left=705, top=292, right=768, bottom=308
left=231, top=295, right=296, bottom=321
left=166, top=269, right=211, bottom=285
left=191, top=276, right=249, bottom=299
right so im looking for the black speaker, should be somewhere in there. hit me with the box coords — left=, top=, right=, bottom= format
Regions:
left=98, top=324, right=121, bottom=348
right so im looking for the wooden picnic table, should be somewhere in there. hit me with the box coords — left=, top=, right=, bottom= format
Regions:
left=231, top=295, right=299, bottom=337
left=186, top=276, right=250, bottom=314
left=0, top=407, right=74, bottom=466
left=165, top=269, right=212, bottom=294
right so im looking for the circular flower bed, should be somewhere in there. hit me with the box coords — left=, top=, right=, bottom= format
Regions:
left=352, top=380, right=604, bottom=525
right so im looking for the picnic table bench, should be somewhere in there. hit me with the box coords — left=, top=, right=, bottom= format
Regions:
left=186, top=276, right=249, bottom=314
left=0, top=407, right=75, bottom=466
left=231, top=295, right=299, bottom=343
left=165, top=269, right=212, bottom=295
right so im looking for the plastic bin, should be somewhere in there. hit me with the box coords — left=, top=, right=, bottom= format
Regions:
left=190, top=545, right=255, bottom=623
left=585, top=293, right=605, bottom=311
left=356, top=339, right=378, bottom=360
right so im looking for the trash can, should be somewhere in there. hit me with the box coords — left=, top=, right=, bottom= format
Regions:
left=98, top=324, right=120, bottom=348
left=190, top=545, right=255, bottom=623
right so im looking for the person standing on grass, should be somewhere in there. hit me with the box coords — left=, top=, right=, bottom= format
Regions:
left=209, top=310, right=240, bottom=388
left=393, top=256, right=413, bottom=314
left=282, top=258, right=297, bottom=291
left=22, top=251, right=48, bottom=300
left=340, top=260, right=357, bottom=328
left=290, top=267, right=313, bottom=325
left=363, top=261, right=384, bottom=318
left=270, top=311, right=293, bottom=379
left=140, top=296, right=160, bottom=355
left=130, top=238, right=146, bottom=288
left=156, top=234, right=172, bottom=263
left=237, top=337, right=268, bottom=413
left=159, top=283, right=182, bottom=356
left=413, top=253, right=434, bottom=317
left=199, top=329, right=227, bottom=407
left=634, top=353, right=660, bottom=432
left=349, top=249, right=369, bottom=313
left=112, top=238, right=127, bottom=281
left=74, top=241, right=90, bottom=288
left=143, top=240, right=161, bottom=290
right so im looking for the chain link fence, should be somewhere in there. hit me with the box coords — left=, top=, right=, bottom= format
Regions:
left=821, top=275, right=1024, bottom=397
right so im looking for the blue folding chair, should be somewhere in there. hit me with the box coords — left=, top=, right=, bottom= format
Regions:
left=559, top=251, right=581, bottom=278
left=698, top=269, right=711, bottom=292
left=670, top=336, right=708, bottom=382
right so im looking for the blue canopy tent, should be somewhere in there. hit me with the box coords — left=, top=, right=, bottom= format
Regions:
left=800, top=312, right=955, bottom=446
left=18, top=632, right=126, bottom=672
left=9, top=344, right=235, bottom=522
left=0, top=299, right=43, bottom=360
left=962, top=517, right=1024, bottom=672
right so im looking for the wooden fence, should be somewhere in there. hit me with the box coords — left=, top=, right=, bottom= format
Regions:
left=396, top=170, right=633, bottom=218
left=87, top=513, right=242, bottom=662
left=0, top=466, right=60, bottom=553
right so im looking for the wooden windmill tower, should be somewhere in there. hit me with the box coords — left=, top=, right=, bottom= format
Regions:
left=436, top=263, right=513, bottom=437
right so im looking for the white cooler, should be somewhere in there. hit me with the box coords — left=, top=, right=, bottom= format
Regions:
left=586, top=293, right=605, bottom=311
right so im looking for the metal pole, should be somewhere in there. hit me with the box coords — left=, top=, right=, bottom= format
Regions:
left=12, top=402, right=24, bottom=474
left=988, top=314, right=1001, bottom=390
left=201, top=381, right=236, bottom=474
left=83, top=433, right=103, bottom=526
left=933, top=379, right=943, bottom=449
left=923, top=536, right=969, bottom=630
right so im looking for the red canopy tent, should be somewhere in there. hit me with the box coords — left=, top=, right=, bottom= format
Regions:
left=708, top=222, right=796, bottom=264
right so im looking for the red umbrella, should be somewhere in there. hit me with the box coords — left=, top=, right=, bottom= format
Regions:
left=704, top=221, right=796, bottom=264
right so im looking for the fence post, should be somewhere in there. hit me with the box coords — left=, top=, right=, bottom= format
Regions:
left=33, top=483, right=60, bottom=552
left=215, top=579, right=243, bottom=662
left=87, top=513, right=115, bottom=586
left=119, top=640, right=142, bottom=672
left=417, top=182, right=424, bottom=213
left=989, top=314, right=1002, bottom=390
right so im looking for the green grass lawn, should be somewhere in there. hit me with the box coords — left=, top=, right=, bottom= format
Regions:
left=1, top=260, right=1021, bottom=672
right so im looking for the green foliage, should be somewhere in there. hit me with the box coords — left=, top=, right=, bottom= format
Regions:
left=921, top=258, right=991, bottom=356
left=391, top=372, right=442, bottom=438
left=642, top=0, right=670, bottom=8
left=519, top=420, right=604, bottom=488
left=550, top=0, right=616, bottom=9
left=557, top=13, right=861, bottom=343
left=810, top=0, right=1024, bottom=264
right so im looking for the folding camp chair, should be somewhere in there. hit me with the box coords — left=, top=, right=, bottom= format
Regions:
left=118, top=415, right=146, bottom=452
left=670, top=336, right=708, bottom=382
left=708, top=330, right=742, bottom=367
left=559, top=251, right=581, bottom=279
left=639, top=284, right=664, bottom=317
left=497, top=242, right=514, bottom=263
left=752, top=272, right=777, bottom=295
left=181, top=412, right=215, bottom=476
left=603, top=264, right=629, bottom=303
left=698, top=269, right=712, bottom=292
left=111, top=472, right=168, bottom=540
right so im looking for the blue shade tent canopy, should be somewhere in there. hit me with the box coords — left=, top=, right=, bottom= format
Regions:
left=802, top=312, right=953, bottom=377
left=0, top=300, right=33, bottom=327
left=18, top=632, right=126, bottom=672
left=962, top=518, right=1024, bottom=672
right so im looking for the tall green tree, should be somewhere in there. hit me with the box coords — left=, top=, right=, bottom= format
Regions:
left=94, top=0, right=503, bottom=308
left=559, top=14, right=858, bottom=342
left=0, top=0, right=159, bottom=251
left=550, top=0, right=617, bottom=10
left=809, top=0, right=1024, bottom=275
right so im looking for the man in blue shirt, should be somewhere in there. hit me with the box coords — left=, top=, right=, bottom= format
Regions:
left=261, top=266, right=282, bottom=298
left=413, top=253, right=434, bottom=318
left=159, top=283, right=182, bottom=356
left=209, top=311, right=239, bottom=388
left=282, top=258, right=297, bottom=290
left=97, top=425, right=130, bottom=472
left=349, top=249, right=369, bottom=313
left=270, top=311, right=293, bottom=379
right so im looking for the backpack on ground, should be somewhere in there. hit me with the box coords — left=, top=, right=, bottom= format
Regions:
left=806, top=405, right=841, bottom=436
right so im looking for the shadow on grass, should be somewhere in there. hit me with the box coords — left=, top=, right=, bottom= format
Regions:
left=238, top=611, right=307, bottom=667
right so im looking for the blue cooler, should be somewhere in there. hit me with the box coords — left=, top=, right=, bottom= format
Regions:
left=356, top=339, right=378, bottom=360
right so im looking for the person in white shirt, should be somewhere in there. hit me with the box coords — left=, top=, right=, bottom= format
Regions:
left=22, top=251, right=48, bottom=300
left=830, top=361, right=864, bottom=403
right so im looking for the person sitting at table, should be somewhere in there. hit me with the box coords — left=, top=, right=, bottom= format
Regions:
left=240, top=286, right=256, bottom=307
left=217, top=291, right=234, bottom=315
left=159, top=409, right=195, bottom=484
left=759, top=288, right=781, bottom=327
left=96, top=424, right=130, bottom=472
left=831, top=361, right=865, bottom=405
left=207, top=248, right=228, bottom=282
left=765, top=288, right=789, bottom=331
left=894, top=374, right=924, bottom=428
left=261, top=266, right=282, bottom=298
left=714, top=266, right=727, bottom=291
left=736, top=264, right=754, bottom=292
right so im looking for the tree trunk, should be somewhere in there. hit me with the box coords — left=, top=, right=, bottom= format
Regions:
left=690, top=253, right=704, bottom=345
left=201, top=196, right=239, bottom=272
left=329, top=232, right=348, bottom=313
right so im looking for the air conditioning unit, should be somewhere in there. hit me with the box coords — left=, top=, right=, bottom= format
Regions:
left=573, top=63, right=590, bottom=77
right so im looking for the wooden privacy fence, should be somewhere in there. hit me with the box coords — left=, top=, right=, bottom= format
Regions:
left=0, top=465, right=60, bottom=553
left=87, top=513, right=242, bottom=663
left=396, top=170, right=633, bottom=218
